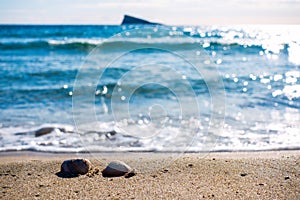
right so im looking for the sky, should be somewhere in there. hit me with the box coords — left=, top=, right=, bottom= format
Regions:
left=0, top=0, right=300, bottom=25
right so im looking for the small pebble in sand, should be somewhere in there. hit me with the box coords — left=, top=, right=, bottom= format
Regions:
left=284, top=176, right=290, bottom=180
left=60, top=158, right=92, bottom=175
left=102, top=160, right=135, bottom=178
left=240, top=173, right=248, bottom=177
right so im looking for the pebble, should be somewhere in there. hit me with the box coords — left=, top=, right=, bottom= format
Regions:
left=240, top=173, right=248, bottom=177
left=60, top=158, right=92, bottom=175
left=102, top=160, right=135, bottom=177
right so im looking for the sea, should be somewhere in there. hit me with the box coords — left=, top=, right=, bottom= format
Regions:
left=0, top=25, right=299, bottom=153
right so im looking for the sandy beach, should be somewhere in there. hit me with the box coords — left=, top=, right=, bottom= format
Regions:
left=0, top=150, right=299, bottom=199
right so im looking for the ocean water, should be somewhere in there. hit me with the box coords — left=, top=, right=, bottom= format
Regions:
left=0, top=25, right=299, bottom=153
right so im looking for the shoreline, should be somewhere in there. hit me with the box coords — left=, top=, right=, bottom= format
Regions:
left=1, top=150, right=299, bottom=199
left=1, top=149, right=300, bottom=161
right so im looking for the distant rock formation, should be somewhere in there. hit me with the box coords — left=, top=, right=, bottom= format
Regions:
left=121, top=15, right=161, bottom=25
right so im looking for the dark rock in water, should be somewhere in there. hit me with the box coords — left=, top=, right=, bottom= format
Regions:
left=60, top=159, right=92, bottom=176
left=35, top=127, right=55, bottom=137
left=15, top=127, right=67, bottom=137
left=35, top=127, right=66, bottom=137
left=121, top=14, right=161, bottom=25
left=105, top=130, right=117, bottom=140
left=102, top=160, right=135, bottom=178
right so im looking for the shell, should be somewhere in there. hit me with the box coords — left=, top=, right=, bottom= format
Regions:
left=60, top=158, right=92, bottom=175
left=102, top=160, right=134, bottom=177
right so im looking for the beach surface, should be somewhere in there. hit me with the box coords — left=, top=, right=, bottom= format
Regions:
left=0, top=150, right=299, bottom=199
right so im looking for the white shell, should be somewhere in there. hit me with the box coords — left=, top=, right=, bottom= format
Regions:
left=102, top=160, right=133, bottom=177
left=61, top=158, right=91, bottom=175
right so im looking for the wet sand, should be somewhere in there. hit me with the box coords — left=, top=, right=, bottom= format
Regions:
left=0, top=151, right=299, bottom=199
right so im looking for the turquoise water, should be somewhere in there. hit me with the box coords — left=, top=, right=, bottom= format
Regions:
left=0, top=25, right=299, bottom=152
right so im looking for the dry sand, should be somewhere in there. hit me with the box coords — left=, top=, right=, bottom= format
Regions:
left=0, top=151, right=299, bottom=199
